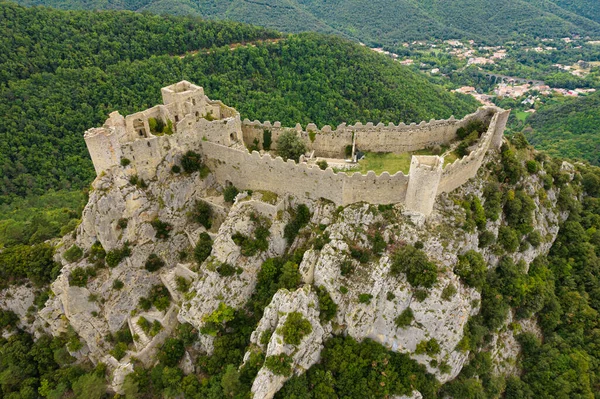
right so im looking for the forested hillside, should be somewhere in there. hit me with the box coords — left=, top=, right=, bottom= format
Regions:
left=549, top=0, right=600, bottom=23
left=1, top=3, right=600, bottom=399
left=523, top=91, right=600, bottom=165
left=0, top=2, right=478, bottom=246
left=296, top=0, right=600, bottom=44
left=0, top=3, right=279, bottom=84
left=10, top=0, right=600, bottom=45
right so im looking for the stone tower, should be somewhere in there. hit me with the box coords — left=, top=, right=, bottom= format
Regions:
left=405, top=155, right=443, bottom=215
left=491, top=109, right=511, bottom=150
left=160, top=80, right=206, bottom=123
left=84, top=111, right=125, bottom=176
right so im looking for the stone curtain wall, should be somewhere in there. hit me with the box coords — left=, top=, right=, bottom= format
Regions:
left=214, top=107, right=507, bottom=212
left=437, top=110, right=508, bottom=194
left=241, top=107, right=496, bottom=159
left=203, top=141, right=345, bottom=204
left=343, top=170, right=409, bottom=205
left=201, top=142, right=410, bottom=206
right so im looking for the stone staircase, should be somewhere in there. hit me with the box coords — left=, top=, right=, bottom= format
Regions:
left=160, top=264, right=198, bottom=301
left=128, top=316, right=151, bottom=350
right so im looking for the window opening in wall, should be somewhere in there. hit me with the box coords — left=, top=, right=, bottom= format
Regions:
left=175, top=115, right=179, bottom=122
left=192, top=98, right=196, bottom=106
left=230, top=133, right=236, bottom=142
left=133, top=118, right=147, bottom=137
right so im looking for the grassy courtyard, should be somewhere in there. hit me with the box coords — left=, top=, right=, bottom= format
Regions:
left=341, top=147, right=459, bottom=176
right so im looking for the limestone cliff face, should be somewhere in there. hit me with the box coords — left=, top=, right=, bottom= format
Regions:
left=247, top=286, right=328, bottom=399
left=39, top=163, right=211, bottom=363
left=25, top=151, right=566, bottom=396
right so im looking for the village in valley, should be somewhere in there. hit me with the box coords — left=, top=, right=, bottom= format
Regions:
left=370, top=36, right=600, bottom=113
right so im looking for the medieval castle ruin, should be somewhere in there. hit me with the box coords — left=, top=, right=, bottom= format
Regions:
left=84, top=81, right=510, bottom=215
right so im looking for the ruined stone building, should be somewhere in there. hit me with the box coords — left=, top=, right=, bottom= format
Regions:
left=85, top=81, right=510, bottom=215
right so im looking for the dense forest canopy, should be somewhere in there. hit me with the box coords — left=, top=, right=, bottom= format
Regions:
left=0, top=2, right=477, bottom=207
left=0, top=3, right=280, bottom=84
left=522, top=91, right=600, bottom=165
left=8, top=0, right=600, bottom=45
left=550, top=0, right=600, bottom=23
left=1, top=3, right=600, bottom=399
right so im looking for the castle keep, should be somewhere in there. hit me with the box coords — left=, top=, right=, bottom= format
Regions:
left=84, top=81, right=510, bottom=215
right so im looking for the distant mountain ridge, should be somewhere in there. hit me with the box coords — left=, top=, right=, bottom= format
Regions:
left=10, top=0, right=600, bottom=45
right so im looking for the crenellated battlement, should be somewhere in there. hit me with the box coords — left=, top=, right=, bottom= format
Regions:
left=240, top=107, right=496, bottom=159
left=241, top=115, right=465, bottom=133
left=84, top=81, right=509, bottom=216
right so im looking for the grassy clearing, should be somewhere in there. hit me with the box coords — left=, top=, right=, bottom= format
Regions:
left=256, top=190, right=279, bottom=204
left=443, top=151, right=459, bottom=166
left=350, top=149, right=438, bottom=175
left=515, top=110, right=530, bottom=122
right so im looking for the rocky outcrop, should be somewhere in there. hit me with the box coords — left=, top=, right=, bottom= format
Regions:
left=308, top=203, right=479, bottom=382
left=28, top=147, right=566, bottom=396
left=246, top=286, right=328, bottom=399
left=0, top=284, right=36, bottom=335
left=39, top=163, right=221, bottom=363
left=178, top=198, right=289, bottom=353
left=489, top=311, right=543, bottom=376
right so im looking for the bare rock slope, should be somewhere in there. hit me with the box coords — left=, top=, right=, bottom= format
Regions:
left=34, top=150, right=566, bottom=397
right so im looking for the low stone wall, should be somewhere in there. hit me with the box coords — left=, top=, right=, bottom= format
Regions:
left=238, top=198, right=286, bottom=219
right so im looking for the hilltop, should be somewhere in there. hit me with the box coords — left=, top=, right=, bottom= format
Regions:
left=0, top=2, right=477, bottom=212
left=1, top=82, right=600, bottom=397
left=10, top=0, right=600, bottom=45
left=1, top=3, right=600, bottom=399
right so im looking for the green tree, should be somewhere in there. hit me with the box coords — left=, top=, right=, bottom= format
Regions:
left=190, top=200, right=212, bottom=229
left=221, top=364, right=243, bottom=397
left=277, top=130, right=307, bottom=162
left=498, top=226, right=520, bottom=252
left=455, top=250, right=487, bottom=289
left=224, top=186, right=239, bottom=203
left=159, top=338, right=185, bottom=367
left=63, top=245, right=83, bottom=262
left=72, top=374, right=105, bottom=399
left=181, top=151, right=203, bottom=173
left=277, top=261, right=302, bottom=290
left=394, top=308, right=414, bottom=328
left=284, top=204, right=311, bottom=245
left=280, top=312, right=312, bottom=345
left=194, top=233, right=213, bottom=265
left=390, top=245, right=438, bottom=288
